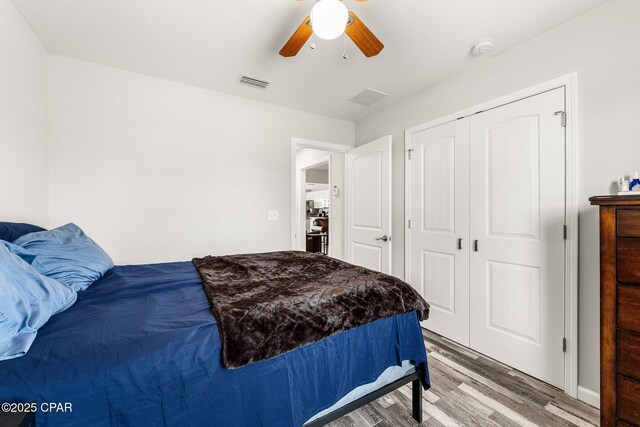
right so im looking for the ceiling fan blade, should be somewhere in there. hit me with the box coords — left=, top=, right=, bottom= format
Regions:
left=345, top=11, right=384, bottom=57
left=279, top=16, right=312, bottom=57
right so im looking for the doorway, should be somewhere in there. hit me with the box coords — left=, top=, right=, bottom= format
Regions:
left=290, top=136, right=394, bottom=271
left=291, top=138, right=351, bottom=260
left=304, top=161, right=331, bottom=255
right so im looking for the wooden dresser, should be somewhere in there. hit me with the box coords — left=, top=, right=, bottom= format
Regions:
left=590, top=195, right=640, bottom=426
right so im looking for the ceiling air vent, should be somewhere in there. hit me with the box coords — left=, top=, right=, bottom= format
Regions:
left=348, top=88, right=388, bottom=106
left=238, top=74, right=271, bottom=89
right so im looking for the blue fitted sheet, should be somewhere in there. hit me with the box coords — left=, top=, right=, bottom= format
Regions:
left=0, top=261, right=429, bottom=427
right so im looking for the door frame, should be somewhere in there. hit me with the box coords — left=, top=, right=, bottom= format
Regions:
left=291, top=138, right=352, bottom=257
left=404, top=72, right=579, bottom=398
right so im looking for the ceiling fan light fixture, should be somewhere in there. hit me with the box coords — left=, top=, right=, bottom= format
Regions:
left=310, top=0, right=349, bottom=40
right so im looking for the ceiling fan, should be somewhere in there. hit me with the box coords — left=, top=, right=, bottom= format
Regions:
left=279, top=0, right=384, bottom=58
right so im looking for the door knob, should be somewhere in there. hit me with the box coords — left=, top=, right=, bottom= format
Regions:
left=375, top=235, right=389, bottom=242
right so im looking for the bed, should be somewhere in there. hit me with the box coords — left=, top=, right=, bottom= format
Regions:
left=0, top=256, right=430, bottom=426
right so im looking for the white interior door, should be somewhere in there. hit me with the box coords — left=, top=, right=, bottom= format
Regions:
left=346, top=136, right=392, bottom=273
left=469, top=88, right=566, bottom=388
left=408, top=119, right=470, bottom=346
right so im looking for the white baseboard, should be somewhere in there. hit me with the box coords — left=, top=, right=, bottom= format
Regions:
left=577, top=386, right=600, bottom=409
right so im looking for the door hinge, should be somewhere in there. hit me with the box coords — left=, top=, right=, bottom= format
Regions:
left=563, top=225, right=568, bottom=240
left=562, top=338, right=567, bottom=352
left=407, top=149, right=414, bottom=160
left=408, top=219, right=412, bottom=229
left=555, top=111, right=566, bottom=127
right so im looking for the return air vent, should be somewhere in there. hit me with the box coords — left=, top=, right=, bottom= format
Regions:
left=348, top=88, right=388, bottom=106
left=238, top=74, right=271, bottom=89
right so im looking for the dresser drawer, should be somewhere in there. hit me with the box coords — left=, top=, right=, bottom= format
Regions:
left=618, top=375, right=640, bottom=425
left=618, top=209, right=640, bottom=237
left=618, top=330, right=640, bottom=381
left=618, top=239, right=640, bottom=284
left=618, top=285, right=640, bottom=334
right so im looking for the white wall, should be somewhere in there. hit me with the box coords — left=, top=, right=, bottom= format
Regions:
left=355, top=0, right=640, bottom=394
left=48, top=55, right=354, bottom=264
left=0, top=0, right=48, bottom=225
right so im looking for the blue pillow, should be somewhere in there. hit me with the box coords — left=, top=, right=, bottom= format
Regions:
left=0, top=222, right=45, bottom=242
left=12, top=223, right=114, bottom=292
left=0, top=241, right=77, bottom=361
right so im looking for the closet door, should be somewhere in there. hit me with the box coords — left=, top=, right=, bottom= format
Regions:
left=469, top=88, right=566, bottom=388
left=409, top=119, right=470, bottom=346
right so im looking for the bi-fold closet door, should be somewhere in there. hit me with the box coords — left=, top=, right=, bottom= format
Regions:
left=409, top=119, right=471, bottom=345
left=408, top=88, right=566, bottom=388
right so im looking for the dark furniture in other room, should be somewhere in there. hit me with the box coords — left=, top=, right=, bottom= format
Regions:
left=590, top=194, right=640, bottom=426
left=307, top=218, right=329, bottom=255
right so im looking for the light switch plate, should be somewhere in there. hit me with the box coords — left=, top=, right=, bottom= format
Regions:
left=268, top=210, right=279, bottom=221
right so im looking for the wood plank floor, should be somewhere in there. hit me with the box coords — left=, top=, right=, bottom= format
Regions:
left=327, top=329, right=600, bottom=427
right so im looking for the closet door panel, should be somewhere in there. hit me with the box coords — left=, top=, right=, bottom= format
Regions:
left=469, top=88, right=566, bottom=388
left=409, top=119, right=470, bottom=346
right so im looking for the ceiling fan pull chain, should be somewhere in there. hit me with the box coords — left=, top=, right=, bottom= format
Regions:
left=342, top=32, right=349, bottom=60
left=309, top=33, right=317, bottom=51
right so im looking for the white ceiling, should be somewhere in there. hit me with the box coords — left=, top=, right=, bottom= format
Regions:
left=13, top=0, right=606, bottom=121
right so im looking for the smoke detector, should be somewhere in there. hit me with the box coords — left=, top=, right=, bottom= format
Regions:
left=471, top=39, right=494, bottom=56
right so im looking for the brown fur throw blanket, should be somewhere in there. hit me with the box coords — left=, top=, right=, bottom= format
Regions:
left=193, top=251, right=430, bottom=369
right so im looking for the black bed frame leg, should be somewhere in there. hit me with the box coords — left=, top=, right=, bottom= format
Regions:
left=412, top=377, right=422, bottom=423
